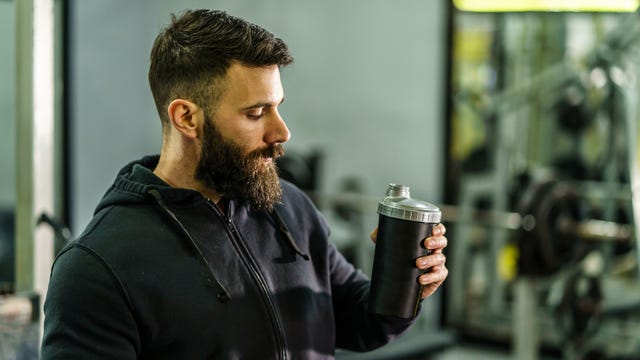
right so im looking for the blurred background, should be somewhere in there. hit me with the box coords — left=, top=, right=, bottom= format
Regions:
left=1, top=0, right=640, bottom=359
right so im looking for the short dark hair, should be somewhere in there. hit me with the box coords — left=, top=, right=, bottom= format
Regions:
left=148, top=9, right=293, bottom=127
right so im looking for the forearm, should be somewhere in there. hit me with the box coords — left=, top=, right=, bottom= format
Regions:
left=334, top=282, right=415, bottom=351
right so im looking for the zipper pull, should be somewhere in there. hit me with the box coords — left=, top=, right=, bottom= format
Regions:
left=226, top=216, right=236, bottom=234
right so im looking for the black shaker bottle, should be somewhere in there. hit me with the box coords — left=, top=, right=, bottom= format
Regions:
left=368, top=183, right=441, bottom=319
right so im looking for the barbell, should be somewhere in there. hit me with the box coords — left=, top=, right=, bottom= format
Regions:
left=312, top=179, right=633, bottom=276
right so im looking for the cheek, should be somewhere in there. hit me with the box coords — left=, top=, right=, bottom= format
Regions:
left=215, top=115, right=267, bottom=153
left=218, top=128, right=253, bottom=153
left=240, top=141, right=259, bottom=157
left=235, top=132, right=265, bottom=155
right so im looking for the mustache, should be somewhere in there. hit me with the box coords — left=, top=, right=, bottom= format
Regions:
left=247, top=144, right=285, bottom=160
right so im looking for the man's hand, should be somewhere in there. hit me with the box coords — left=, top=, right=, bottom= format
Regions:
left=370, top=223, right=448, bottom=299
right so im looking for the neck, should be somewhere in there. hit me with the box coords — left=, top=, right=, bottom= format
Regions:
left=153, top=151, right=223, bottom=205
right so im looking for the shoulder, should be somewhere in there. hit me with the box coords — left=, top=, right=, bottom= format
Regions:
left=70, top=202, right=187, bottom=277
left=280, top=179, right=316, bottom=209
left=279, top=179, right=318, bottom=215
left=77, top=202, right=170, bottom=249
left=278, top=179, right=330, bottom=235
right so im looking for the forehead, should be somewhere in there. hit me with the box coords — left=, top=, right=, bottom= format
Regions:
left=220, top=63, right=283, bottom=106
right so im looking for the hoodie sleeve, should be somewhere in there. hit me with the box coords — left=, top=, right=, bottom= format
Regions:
left=278, top=181, right=416, bottom=351
left=41, top=245, right=140, bottom=359
left=328, top=242, right=415, bottom=352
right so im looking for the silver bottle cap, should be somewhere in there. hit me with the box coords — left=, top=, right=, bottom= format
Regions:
left=377, top=184, right=441, bottom=223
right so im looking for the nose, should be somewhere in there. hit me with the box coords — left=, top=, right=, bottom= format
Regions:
left=266, top=110, right=291, bottom=144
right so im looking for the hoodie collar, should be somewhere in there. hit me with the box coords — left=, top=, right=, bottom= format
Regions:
left=95, top=155, right=204, bottom=214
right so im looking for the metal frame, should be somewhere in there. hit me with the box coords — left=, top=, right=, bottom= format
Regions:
left=15, top=0, right=58, bottom=335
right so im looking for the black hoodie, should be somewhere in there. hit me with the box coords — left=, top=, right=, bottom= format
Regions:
left=41, top=155, right=413, bottom=359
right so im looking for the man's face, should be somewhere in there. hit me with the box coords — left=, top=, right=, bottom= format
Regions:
left=195, top=63, right=290, bottom=211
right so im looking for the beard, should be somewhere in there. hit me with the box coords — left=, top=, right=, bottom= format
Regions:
left=195, top=117, right=284, bottom=212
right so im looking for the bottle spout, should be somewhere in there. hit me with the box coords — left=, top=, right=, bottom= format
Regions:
left=385, top=184, right=410, bottom=198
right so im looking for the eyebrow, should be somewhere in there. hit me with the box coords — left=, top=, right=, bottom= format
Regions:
left=241, top=97, right=285, bottom=111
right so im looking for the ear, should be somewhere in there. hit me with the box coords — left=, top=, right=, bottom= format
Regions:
left=167, top=99, right=203, bottom=139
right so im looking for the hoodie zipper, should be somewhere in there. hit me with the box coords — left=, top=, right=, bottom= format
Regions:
left=206, top=200, right=288, bottom=360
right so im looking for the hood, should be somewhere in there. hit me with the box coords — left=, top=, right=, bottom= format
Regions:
left=95, top=155, right=203, bottom=215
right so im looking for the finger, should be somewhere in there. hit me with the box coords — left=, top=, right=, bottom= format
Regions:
left=421, top=280, right=444, bottom=299
left=369, top=227, right=378, bottom=244
left=415, top=253, right=446, bottom=270
left=431, top=223, right=446, bottom=237
left=424, top=266, right=447, bottom=283
left=418, top=266, right=448, bottom=286
left=420, top=266, right=448, bottom=299
left=423, top=235, right=448, bottom=250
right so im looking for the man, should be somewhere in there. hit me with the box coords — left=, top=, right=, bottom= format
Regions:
left=41, top=9, right=448, bottom=359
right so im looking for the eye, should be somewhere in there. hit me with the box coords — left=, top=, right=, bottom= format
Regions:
left=247, top=110, right=264, bottom=120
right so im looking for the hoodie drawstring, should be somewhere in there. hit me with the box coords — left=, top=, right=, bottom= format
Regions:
left=148, top=189, right=231, bottom=303
left=270, top=209, right=310, bottom=261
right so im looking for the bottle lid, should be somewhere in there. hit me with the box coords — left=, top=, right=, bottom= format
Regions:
left=377, top=184, right=441, bottom=223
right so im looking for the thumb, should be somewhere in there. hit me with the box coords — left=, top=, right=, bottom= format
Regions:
left=370, top=227, right=378, bottom=244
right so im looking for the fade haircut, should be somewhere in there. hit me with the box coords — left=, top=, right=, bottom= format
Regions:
left=148, top=9, right=293, bottom=128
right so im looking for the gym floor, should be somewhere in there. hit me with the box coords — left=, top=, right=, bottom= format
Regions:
left=429, top=342, right=562, bottom=360
left=336, top=332, right=565, bottom=360
left=430, top=345, right=512, bottom=360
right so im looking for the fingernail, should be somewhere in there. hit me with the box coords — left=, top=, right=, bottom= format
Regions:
left=418, top=259, right=427, bottom=268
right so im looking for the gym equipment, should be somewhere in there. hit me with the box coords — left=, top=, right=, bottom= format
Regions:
left=443, top=9, right=640, bottom=358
